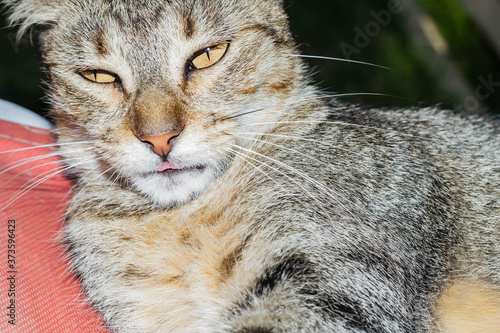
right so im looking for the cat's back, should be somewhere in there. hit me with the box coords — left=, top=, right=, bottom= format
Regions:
left=230, top=101, right=500, bottom=331
left=298, top=101, right=500, bottom=293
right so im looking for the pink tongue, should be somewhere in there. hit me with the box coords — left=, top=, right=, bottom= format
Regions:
left=158, top=161, right=182, bottom=172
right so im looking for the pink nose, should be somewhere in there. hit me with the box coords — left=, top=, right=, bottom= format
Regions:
left=140, top=130, right=180, bottom=157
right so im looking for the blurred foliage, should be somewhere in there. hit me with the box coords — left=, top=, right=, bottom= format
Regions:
left=287, top=0, right=500, bottom=114
left=418, top=0, right=500, bottom=112
left=0, top=0, right=499, bottom=118
left=0, top=14, right=48, bottom=115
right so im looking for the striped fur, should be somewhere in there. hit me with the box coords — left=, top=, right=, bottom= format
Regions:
left=3, top=0, right=499, bottom=332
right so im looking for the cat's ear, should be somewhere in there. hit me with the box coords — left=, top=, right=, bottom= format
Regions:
left=2, top=0, right=61, bottom=40
left=268, top=0, right=285, bottom=8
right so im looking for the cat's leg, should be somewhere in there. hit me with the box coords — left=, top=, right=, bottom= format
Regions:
left=224, top=250, right=438, bottom=333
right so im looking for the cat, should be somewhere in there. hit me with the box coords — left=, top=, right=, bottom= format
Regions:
left=2, top=0, right=499, bottom=332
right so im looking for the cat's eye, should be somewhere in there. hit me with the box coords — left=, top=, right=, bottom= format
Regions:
left=80, top=70, right=119, bottom=84
left=190, top=43, right=229, bottom=70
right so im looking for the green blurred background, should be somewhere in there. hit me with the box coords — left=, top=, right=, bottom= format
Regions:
left=1, top=0, right=499, bottom=119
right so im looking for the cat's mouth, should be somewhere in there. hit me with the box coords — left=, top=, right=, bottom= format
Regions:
left=130, top=157, right=221, bottom=207
left=155, top=161, right=206, bottom=176
left=158, top=161, right=183, bottom=172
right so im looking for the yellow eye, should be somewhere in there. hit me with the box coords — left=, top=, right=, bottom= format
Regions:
left=191, top=43, right=229, bottom=70
left=80, top=70, right=118, bottom=83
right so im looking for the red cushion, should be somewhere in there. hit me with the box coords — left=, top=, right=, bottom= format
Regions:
left=0, top=119, right=107, bottom=332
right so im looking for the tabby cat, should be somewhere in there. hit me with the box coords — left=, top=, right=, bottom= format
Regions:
left=3, top=0, right=499, bottom=332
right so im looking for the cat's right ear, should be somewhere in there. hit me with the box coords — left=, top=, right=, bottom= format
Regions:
left=268, top=0, right=285, bottom=8
left=2, top=0, right=60, bottom=41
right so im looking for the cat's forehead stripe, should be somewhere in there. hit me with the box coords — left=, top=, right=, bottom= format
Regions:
left=184, top=14, right=196, bottom=39
left=93, top=29, right=109, bottom=56
left=95, top=1, right=168, bottom=33
left=239, top=24, right=291, bottom=46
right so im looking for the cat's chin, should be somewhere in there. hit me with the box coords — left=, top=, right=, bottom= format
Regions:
left=130, top=165, right=216, bottom=208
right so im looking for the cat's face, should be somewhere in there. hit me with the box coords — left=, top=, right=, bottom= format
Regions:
left=32, top=0, right=304, bottom=207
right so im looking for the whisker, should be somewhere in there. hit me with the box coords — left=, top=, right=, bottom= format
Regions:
left=13, top=156, right=94, bottom=194
left=238, top=132, right=368, bottom=158
left=324, top=92, right=412, bottom=100
left=217, top=92, right=414, bottom=122
left=70, top=164, right=116, bottom=204
left=236, top=134, right=342, bottom=169
left=235, top=134, right=361, bottom=194
left=223, top=146, right=333, bottom=223
left=216, top=94, right=327, bottom=122
left=61, top=156, right=121, bottom=221
left=0, top=152, right=66, bottom=175
left=217, top=108, right=267, bottom=122
left=222, top=146, right=287, bottom=191
left=285, top=53, right=391, bottom=70
left=236, top=134, right=401, bottom=213
left=230, top=143, right=361, bottom=223
left=0, top=141, right=93, bottom=155
left=0, top=157, right=94, bottom=212
left=1, top=155, right=90, bottom=187
left=59, top=157, right=108, bottom=205
left=95, top=168, right=124, bottom=214
left=0, top=148, right=93, bottom=177
left=250, top=120, right=430, bottom=140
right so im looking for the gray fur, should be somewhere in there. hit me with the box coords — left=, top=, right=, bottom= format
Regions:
left=3, top=0, right=499, bottom=332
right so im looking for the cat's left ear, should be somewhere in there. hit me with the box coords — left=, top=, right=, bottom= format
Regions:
left=2, top=0, right=61, bottom=40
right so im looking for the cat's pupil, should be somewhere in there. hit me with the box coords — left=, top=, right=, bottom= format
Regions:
left=189, top=43, right=229, bottom=71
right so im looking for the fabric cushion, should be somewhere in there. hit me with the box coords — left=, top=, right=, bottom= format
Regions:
left=0, top=119, right=107, bottom=332
left=0, top=99, right=53, bottom=130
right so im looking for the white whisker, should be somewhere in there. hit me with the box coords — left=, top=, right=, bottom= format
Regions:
left=95, top=168, right=124, bottom=215
left=70, top=164, right=116, bottom=204
left=238, top=132, right=368, bottom=158
left=286, top=53, right=391, bottom=70
left=223, top=146, right=333, bottom=223
left=230, top=143, right=360, bottom=223
left=0, top=157, right=94, bottom=212
left=59, top=155, right=110, bottom=205
left=2, top=155, right=89, bottom=188
left=219, top=91, right=411, bottom=122
left=250, top=120, right=430, bottom=140
left=0, top=148, right=93, bottom=177
left=0, top=141, right=93, bottom=155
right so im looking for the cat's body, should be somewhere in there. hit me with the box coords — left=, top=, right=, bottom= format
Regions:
left=3, top=0, right=499, bottom=332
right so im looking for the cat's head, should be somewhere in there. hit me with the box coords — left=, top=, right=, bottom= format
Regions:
left=4, top=0, right=309, bottom=207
